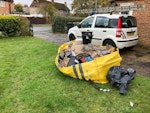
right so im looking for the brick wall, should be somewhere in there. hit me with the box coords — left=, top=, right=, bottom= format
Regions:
left=0, top=1, right=14, bottom=15
left=117, top=0, right=150, bottom=47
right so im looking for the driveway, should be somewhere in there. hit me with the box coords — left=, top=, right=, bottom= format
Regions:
left=33, top=25, right=150, bottom=78
left=33, top=25, right=68, bottom=45
left=120, top=48, right=150, bottom=78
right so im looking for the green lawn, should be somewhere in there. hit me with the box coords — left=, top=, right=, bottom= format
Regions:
left=0, top=37, right=150, bottom=113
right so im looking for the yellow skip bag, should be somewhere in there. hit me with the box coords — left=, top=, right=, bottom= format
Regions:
left=55, top=40, right=122, bottom=84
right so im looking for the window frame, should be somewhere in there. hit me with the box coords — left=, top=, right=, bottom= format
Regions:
left=80, top=17, right=94, bottom=28
left=0, top=1, right=5, bottom=7
left=122, top=16, right=137, bottom=28
left=95, top=16, right=109, bottom=28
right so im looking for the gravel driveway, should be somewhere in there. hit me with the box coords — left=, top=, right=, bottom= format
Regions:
left=33, top=25, right=150, bottom=78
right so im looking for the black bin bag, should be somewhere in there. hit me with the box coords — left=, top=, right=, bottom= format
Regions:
left=107, top=66, right=136, bottom=95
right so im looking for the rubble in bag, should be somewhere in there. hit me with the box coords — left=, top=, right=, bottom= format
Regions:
left=107, top=66, right=136, bottom=95
left=58, top=41, right=116, bottom=68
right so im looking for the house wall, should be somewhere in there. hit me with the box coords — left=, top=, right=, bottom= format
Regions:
left=29, top=2, right=50, bottom=24
left=117, top=0, right=150, bottom=47
left=29, top=2, right=48, bottom=16
left=0, top=1, right=14, bottom=15
left=30, top=1, right=69, bottom=17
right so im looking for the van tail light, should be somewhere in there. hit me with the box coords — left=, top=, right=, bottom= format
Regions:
left=116, top=29, right=121, bottom=38
left=117, top=17, right=122, bottom=28
left=116, top=17, right=122, bottom=38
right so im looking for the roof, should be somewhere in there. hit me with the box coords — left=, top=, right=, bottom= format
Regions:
left=30, top=0, right=70, bottom=11
left=30, top=0, right=47, bottom=7
left=53, top=2, right=70, bottom=11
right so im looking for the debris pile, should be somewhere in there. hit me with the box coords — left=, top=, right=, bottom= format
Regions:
left=58, top=41, right=116, bottom=68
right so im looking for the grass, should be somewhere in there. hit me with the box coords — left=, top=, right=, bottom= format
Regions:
left=0, top=37, right=150, bottom=113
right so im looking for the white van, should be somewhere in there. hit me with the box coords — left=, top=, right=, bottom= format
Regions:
left=68, top=13, right=138, bottom=49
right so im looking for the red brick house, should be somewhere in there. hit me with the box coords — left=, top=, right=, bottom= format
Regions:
left=117, top=0, right=150, bottom=47
left=0, top=0, right=14, bottom=15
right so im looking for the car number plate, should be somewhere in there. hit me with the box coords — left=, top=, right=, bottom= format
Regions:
left=127, top=32, right=134, bottom=37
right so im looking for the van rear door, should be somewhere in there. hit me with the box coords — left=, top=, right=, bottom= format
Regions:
left=121, top=16, right=138, bottom=39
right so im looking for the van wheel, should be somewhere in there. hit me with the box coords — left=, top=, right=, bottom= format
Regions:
left=69, top=34, right=75, bottom=41
left=103, top=40, right=116, bottom=47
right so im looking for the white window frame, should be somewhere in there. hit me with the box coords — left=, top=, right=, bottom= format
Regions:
left=0, top=1, right=5, bottom=7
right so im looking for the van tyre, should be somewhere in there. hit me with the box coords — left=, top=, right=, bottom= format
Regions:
left=69, top=34, right=75, bottom=41
left=103, top=40, right=116, bottom=47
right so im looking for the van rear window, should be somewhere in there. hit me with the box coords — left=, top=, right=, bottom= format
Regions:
left=109, top=16, right=137, bottom=28
left=122, top=16, right=137, bottom=28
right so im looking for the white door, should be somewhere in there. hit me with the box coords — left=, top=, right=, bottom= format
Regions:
left=92, top=16, right=110, bottom=45
left=77, top=16, right=95, bottom=38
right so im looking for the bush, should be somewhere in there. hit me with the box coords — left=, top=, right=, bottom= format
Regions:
left=52, top=16, right=84, bottom=33
left=0, top=16, right=20, bottom=37
left=0, top=16, right=32, bottom=37
left=0, top=31, right=6, bottom=38
left=18, top=16, right=33, bottom=36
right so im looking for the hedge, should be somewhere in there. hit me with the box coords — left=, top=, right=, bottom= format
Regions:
left=0, top=16, right=32, bottom=37
left=18, top=16, right=33, bottom=36
left=52, top=16, right=84, bottom=33
left=0, top=16, right=20, bottom=37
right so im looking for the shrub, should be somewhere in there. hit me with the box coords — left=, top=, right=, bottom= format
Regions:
left=0, top=31, right=6, bottom=38
left=52, top=16, right=84, bottom=33
left=18, top=16, right=33, bottom=36
left=45, top=4, right=57, bottom=18
left=0, top=16, right=20, bottom=37
left=0, top=16, right=32, bottom=37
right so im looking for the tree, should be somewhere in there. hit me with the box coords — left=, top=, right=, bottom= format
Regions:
left=14, top=4, right=23, bottom=13
left=44, top=3, right=58, bottom=23
left=45, top=4, right=56, bottom=17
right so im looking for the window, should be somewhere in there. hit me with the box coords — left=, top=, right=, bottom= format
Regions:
left=109, top=19, right=118, bottom=28
left=109, top=16, right=137, bottom=28
left=0, top=1, right=5, bottom=7
left=81, top=17, right=94, bottom=28
left=95, top=17, right=109, bottom=28
left=122, top=16, right=137, bottom=28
